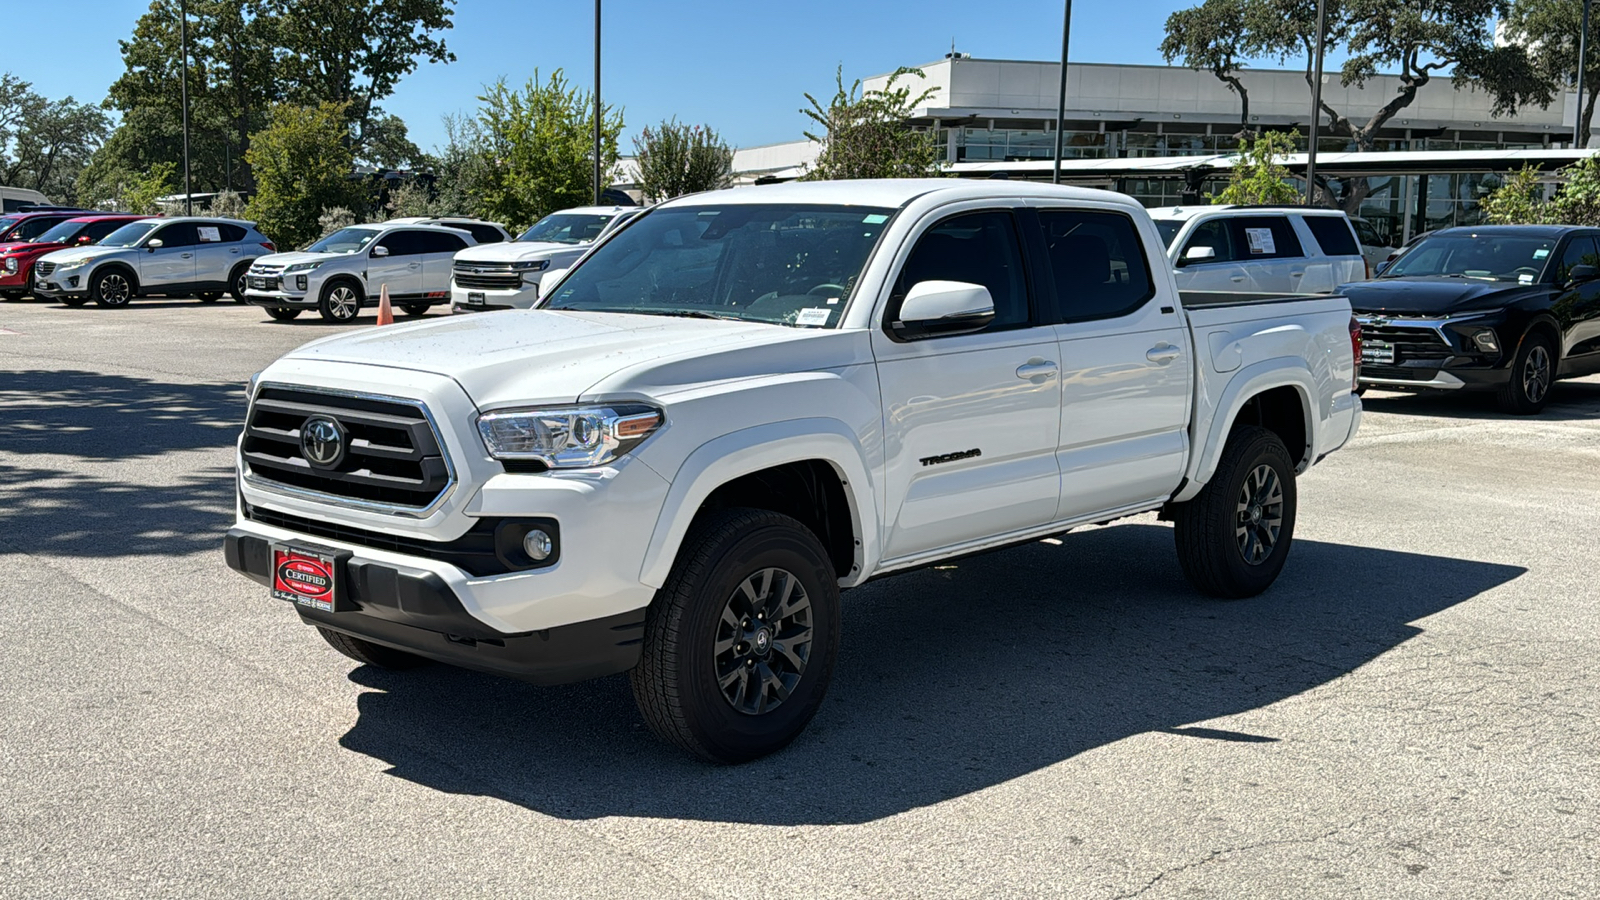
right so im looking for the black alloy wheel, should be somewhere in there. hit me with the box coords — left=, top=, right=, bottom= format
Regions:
left=401, top=303, right=431, bottom=317
left=1172, top=425, right=1298, bottom=598
left=91, top=270, right=134, bottom=307
left=1497, top=332, right=1556, bottom=415
left=230, top=268, right=250, bottom=302
left=196, top=292, right=222, bottom=302
left=266, top=307, right=303, bottom=321
left=713, top=567, right=815, bottom=716
left=1235, top=463, right=1285, bottom=566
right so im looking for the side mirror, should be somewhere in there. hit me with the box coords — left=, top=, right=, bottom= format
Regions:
left=891, top=280, right=995, bottom=340
left=536, top=268, right=568, bottom=299
left=1566, top=263, right=1597, bottom=285
left=371, top=245, right=390, bottom=258
left=1176, top=245, right=1215, bottom=268
left=146, top=238, right=164, bottom=251
left=1374, top=260, right=1392, bottom=276
left=77, top=235, right=92, bottom=244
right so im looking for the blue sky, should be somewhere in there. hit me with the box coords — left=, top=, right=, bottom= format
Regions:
left=6, top=0, right=1319, bottom=154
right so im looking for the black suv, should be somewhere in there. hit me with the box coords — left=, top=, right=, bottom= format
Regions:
left=1343, top=225, right=1600, bottom=414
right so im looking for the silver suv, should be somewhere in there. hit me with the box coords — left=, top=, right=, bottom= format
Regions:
left=244, top=222, right=477, bottom=323
left=32, top=217, right=274, bottom=307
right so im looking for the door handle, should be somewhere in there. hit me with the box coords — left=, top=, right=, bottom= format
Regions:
left=408, top=262, right=421, bottom=269
left=1016, top=359, right=1059, bottom=381
left=1290, top=271, right=1303, bottom=278
left=1229, top=275, right=1246, bottom=283
left=180, top=253, right=192, bottom=259
left=229, top=247, right=241, bottom=253
left=1146, top=343, right=1183, bottom=364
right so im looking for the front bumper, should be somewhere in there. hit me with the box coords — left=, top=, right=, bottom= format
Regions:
left=451, top=283, right=537, bottom=313
left=1358, top=366, right=1507, bottom=391
left=224, top=527, right=644, bottom=683
left=245, top=287, right=315, bottom=308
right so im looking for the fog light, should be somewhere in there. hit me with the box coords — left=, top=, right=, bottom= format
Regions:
left=523, top=529, right=553, bottom=561
left=1472, top=328, right=1500, bottom=353
left=296, top=275, right=307, bottom=291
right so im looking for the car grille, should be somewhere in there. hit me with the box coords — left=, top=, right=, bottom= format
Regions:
left=1360, top=323, right=1454, bottom=362
left=242, top=387, right=452, bottom=511
left=35, top=262, right=54, bottom=276
left=243, top=502, right=508, bottom=575
left=453, top=263, right=521, bottom=291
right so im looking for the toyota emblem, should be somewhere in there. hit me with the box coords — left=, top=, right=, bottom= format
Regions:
left=300, top=416, right=346, bottom=469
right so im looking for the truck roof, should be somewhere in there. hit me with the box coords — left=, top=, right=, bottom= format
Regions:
left=659, top=179, right=1145, bottom=212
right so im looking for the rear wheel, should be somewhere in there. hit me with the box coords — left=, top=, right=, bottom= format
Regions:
left=196, top=292, right=222, bottom=302
left=1496, top=331, right=1555, bottom=415
left=266, top=307, right=302, bottom=321
left=316, top=627, right=430, bottom=670
left=631, top=508, right=841, bottom=763
left=60, top=295, right=88, bottom=308
left=90, top=269, right=135, bottom=307
left=318, top=281, right=362, bottom=322
left=1172, top=426, right=1298, bottom=599
left=229, top=266, right=250, bottom=302
left=0, top=292, right=20, bottom=302
left=401, top=303, right=430, bottom=317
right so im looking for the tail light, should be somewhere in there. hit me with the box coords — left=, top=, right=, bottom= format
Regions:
left=1349, top=315, right=1362, bottom=391
left=260, top=242, right=276, bottom=252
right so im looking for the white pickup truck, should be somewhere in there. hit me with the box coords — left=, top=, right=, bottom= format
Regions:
left=224, top=180, right=1362, bottom=763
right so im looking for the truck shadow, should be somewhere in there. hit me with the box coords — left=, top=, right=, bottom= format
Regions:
left=338, top=524, right=1524, bottom=825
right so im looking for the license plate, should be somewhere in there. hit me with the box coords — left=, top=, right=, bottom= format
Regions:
left=271, top=544, right=346, bottom=612
left=1362, top=341, right=1395, bottom=364
left=467, top=292, right=485, bottom=305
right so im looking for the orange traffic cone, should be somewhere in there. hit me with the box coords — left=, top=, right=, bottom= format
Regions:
left=376, top=283, right=394, bottom=326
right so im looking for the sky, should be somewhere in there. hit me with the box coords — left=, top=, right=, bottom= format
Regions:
left=4, top=0, right=1329, bottom=154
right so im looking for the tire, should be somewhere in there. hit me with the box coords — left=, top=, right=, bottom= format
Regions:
left=400, top=303, right=430, bottom=317
left=630, top=508, right=841, bottom=764
left=266, top=307, right=303, bottom=321
left=315, top=627, right=431, bottom=670
left=318, top=280, right=363, bottom=322
left=90, top=268, right=135, bottom=307
left=0, top=292, right=20, bottom=302
left=229, top=266, right=250, bottom=303
left=1172, top=425, right=1298, bottom=599
left=196, top=292, right=222, bottom=303
left=60, top=295, right=88, bottom=308
left=1496, top=331, right=1556, bottom=415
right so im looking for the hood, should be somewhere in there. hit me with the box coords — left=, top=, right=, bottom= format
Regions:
left=1, top=240, right=68, bottom=256
left=37, top=245, right=115, bottom=265
left=254, top=250, right=343, bottom=268
left=0, top=240, right=40, bottom=254
left=453, top=240, right=579, bottom=263
left=281, top=309, right=869, bottom=410
left=1339, top=276, right=1539, bottom=316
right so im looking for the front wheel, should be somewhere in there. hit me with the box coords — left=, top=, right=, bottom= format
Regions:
left=1496, top=332, right=1555, bottom=415
left=196, top=292, right=222, bottom=303
left=90, top=269, right=135, bottom=307
left=60, top=295, right=88, bottom=308
left=266, top=307, right=302, bottom=321
left=400, top=303, right=430, bottom=317
left=318, top=282, right=362, bottom=322
left=1171, top=426, right=1298, bottom=599
left=0, top=292, right=21, bottom=302
left=631, top=508, right=841, bottom=764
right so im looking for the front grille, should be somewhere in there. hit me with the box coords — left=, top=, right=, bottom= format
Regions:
left=242, top=387, right=452, bottom=510
left=453, top=264, right=521, bottom=291
left=1360, top=324, right=1454, bottom=362
left=35, top=262, right=54, bottom=276
left=244, top=503, right=505, bottom=575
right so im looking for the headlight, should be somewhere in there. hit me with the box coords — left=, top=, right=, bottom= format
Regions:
left=3, top=257, right=15, bottom=273
left=283, top=260, right=327, bottom=274
left=477, top=404, right=663, bottom=468
left=56, top=257, right=92, bottom=271
left=245, top=371, right=262, bottom=403
left=511, top=259, right=550, bottom=286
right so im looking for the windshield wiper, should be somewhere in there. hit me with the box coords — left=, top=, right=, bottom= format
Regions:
left=651, top=309, right=744, bottom=321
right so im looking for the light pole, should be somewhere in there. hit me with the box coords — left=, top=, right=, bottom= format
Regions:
left=1577, top=0, right=1593, bottom=148
left=1304, top=0, right=1328, bottom=205
left=593, top=0, right=602, bottom=205
left=1052, top=0, right=1073, bottom=185
left=180, top=0, right=192, bottom=215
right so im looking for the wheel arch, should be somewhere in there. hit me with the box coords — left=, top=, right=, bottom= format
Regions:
left=90, top=260, right=140, bottom=295
left=320, top=273, right=366, bottom=304
left=638, top=419, right=879, bottom=590
left=1180, top=360, right=1318, bottom=502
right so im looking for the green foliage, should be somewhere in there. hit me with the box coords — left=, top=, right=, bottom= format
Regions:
left=384, top=178, right=436, bottom=218
left=633, top=120, right=733, bottom=202
left=245, top=102, right=367, bottom=248
left=472, top=72, right=624, bottom=233
left=206, top=188, right=248, bottom=218
left=1484, top=159, right=1600, bottom=226
left=802, top=67, right=943, bottom=180
left=0, top=72, right=111, bottom=200
left=1212, top=130, right=1302, bottom=205
left=1493, top=0, right=1600, bottom=146
left=318, top=206, right=358, bottom=233
left=122, top=162, right=178, bottom=215
left=418, top=113, right=488, bottom=219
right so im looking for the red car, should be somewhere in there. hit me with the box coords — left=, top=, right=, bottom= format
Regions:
left=0, top=214, right=147, bottom=300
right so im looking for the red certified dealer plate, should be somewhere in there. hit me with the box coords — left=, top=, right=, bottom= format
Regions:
left=271, top=545, right=343, bottom=612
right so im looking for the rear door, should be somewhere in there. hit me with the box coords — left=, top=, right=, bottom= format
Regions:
left=419, top=230, right=471, bottom=300
left=1174, top=218, right=1249, bottom=290
left=871, top=205, right=1063, bottom=561
left=1032, top=203, right=1194, bottom=520
left=1228, top=215, right=1306, bottom=293
left=191, top=222, right=245, bottom=287
left=1297, top=214, right=1367, bottom=289
left=367, top=229, right=426, bottom=298
left=1552, top=234, right=1600, bottom=371
left=138, top=222, right=198, bottom=289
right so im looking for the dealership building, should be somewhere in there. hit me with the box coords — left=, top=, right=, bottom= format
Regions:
left=725, top=56, right=1598, bottom=246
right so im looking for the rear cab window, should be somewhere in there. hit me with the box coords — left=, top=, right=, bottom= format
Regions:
left=1302, top=215, right=1361, bottom=257
left=1036, top=209, right=1157, bottom=322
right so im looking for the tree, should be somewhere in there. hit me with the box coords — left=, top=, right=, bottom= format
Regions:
left=1161, top=0, right=1254, bottom=136
left=1493, top=0, right=1600, bottom=148
left=0, top=73, right=111, bottom=200
left=245, top=102, right=367, bottom=248
left=422, top=113, right=488, bottom=219
left=633, top=120, right=733, bottom=202
left=802, top=67, right=942, bottom=180
left=472, top=72, right=624, bottom=232
left=1212, top=130, right=1303, bottom=204
left=1483, top=158, right=1600, bottom=225
left=207, top=188, right=248, bottom=218
left=122, top=162, right=178, bottom=215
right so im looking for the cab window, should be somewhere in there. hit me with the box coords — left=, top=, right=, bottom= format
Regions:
left=892, top=210, right=1031, bottom=332
left=152, top=223, right=199, bottom=247
left=1037, top=209, right=1156, bottom=322
left=1555, top=236, right=1599, bottom=284
left=1181, top=219, right=1236, bottom=263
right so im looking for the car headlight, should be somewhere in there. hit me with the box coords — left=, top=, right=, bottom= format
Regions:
left=3, top=257, right=15, bottom=273
left=477, top=404, right=663, bottom=468
left=283, top=260, right=326, bottom=274
left=56, top=257, right=92, bottom=271
left=511, top=259, right=550, bottom=285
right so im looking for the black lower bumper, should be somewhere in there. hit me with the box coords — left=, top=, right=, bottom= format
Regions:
left=224, top=528, right=644, bottom=684
left=1360, top=363, right=1509, bottom=391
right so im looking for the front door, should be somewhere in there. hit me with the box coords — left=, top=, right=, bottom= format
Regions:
left=1553, top=235, right=1600, bottom=371
left=1173, top=218, right=1249, bottom=292
left=1031, top=203, right=1194, bottom=520
left=871, top=207, right=1063, bottom=562
left=138, top=222, right=198, bottom=289
left=367, top=230, right=426, bottom=299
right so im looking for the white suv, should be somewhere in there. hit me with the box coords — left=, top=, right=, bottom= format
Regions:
left=245, top=222, right=476, bottom=323
left=450, top=206, right=638, bottom=313
left=1151, top=205, right=1369, bottom=293
left=386, top=216, right=512, bottom=246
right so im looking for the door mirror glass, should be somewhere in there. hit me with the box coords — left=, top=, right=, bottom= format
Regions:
left=1566, top=263, right=1597, bottom=285
left=371, top=244, right=390, bottom=258
left=1178, top=245, right=1215, bottom=267
left=892, top=280, right=995, bottom=340
left=146, top=238, right=164, bottom=250
left=536, top=268, right=568, bottom=299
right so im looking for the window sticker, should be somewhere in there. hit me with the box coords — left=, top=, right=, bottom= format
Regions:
left=1519, top=273, right=1535, bottom=285
left=862, top=214, right=888, bottom=224
left=198, top=226, right=221, bottom=243
left=1244, top=227, right=1276, bottom=255
left=1533, top=248, right=1550, bottom=259
left=795, top=308, right=832, bottom=326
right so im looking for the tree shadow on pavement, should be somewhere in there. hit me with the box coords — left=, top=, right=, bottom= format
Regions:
left=1360, top=378, right=1600, bottom=422
left=337, top=523, right=1525, bottom=825
left=0, top=370, right=244, bottom=460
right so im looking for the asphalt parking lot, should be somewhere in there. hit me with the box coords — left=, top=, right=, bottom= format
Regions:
left=1, top=297, right=1596, bottom=899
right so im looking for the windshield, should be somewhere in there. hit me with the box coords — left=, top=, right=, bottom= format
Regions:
left=33, top=221, right=87, bottom=244
left=517, top=213, right=614, bottom=244
left=0, top=217, right=19, bottom=239
left=99, top=222, right=160, bottom=248
left=543, top=204, right=896, bottom=328
left=1153, top=219, right=1184, bottom=248
left=1382, top=234, right=1558, bottom=281
left=4, top=217, right=61, bottom=242
left=305, top=227, right=380, bottom=254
